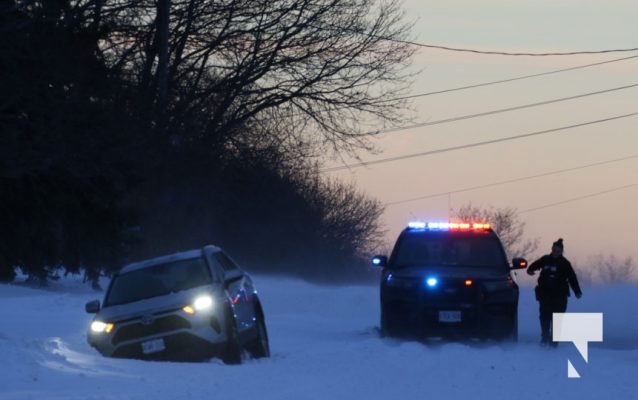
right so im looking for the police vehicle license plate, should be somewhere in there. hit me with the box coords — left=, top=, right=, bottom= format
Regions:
left=439, top=310, right=462, bottom=323
left=142, top=338, right=165, bottom=354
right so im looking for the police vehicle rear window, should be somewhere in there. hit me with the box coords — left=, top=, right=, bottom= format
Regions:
left=392, top=232, right=508, bottom=269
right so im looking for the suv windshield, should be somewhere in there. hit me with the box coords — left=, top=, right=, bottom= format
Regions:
left=105, top=257, right=212, bottom=306
left=391, top=232, right=507, bottom=269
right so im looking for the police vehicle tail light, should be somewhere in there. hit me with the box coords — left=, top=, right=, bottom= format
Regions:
left=465, top=279, right=473, bottom=286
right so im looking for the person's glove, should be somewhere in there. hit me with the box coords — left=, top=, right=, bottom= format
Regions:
left=575, top=292, right=582, bottom=299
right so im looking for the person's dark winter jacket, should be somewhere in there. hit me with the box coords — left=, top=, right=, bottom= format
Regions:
left=527, top=238, right=583, bottom=346
left=527, top=253, right=582, bottom=298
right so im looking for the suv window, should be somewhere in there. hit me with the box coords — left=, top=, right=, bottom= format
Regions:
left=214, top=252, right=239, bottom=272
left=105, top=257, right=213, bottom=306
left=391, top=232, right=507, bottom=269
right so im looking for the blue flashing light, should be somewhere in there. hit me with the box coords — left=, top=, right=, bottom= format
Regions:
left=425, top=277, right=439, bottom=288
left=407, top=221, right=426, bottom=229
left=372, top=257, right=382, bottom=266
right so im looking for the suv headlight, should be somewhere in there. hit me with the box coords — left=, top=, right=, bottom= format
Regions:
left=385, top=274, right=415, bottom=289
left=193, top=295, right=213, bottom=310
left=90, top=320, right=114, bottom=333
left=183, top=295, right=214, bottom=314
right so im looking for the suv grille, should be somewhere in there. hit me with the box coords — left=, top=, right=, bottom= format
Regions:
left=423, top=278, right=478, bottom=303
left=112, top=315, right=192, bottom=345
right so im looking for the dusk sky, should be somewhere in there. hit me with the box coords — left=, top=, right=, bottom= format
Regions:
left=323, top=0, right=638, bottom=264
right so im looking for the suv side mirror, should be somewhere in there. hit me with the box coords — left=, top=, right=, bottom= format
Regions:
left=371, top=255, right=388, bottom=268
left=511, top=258, right=528, bottom=270
left=85, top=300, right=101, bottom=314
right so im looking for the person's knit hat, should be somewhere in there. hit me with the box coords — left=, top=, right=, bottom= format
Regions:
left=552, top=238, right=564, bottom=250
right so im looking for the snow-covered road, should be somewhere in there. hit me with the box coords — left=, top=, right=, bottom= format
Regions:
left=1, top=274, right=636, bottom=400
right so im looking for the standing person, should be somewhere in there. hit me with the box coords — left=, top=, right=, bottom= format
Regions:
left=527, top=238, right=583, bottom=347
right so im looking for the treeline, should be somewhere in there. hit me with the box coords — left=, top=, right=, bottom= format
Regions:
left=577, top=254, right=637, bottom=285
left=0, top=0, right=415, bottom=285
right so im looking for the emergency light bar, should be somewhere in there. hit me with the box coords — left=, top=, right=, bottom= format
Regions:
left=407, top=221, right=491, bottom=231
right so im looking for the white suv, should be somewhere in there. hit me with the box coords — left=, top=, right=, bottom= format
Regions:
left=85, top=245, right=269, bottom=363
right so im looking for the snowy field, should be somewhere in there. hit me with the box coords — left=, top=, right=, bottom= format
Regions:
left=1, top=272, right=637, bottom=400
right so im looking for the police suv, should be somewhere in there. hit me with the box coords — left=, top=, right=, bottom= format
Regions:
left=372, top=221, right=528, bottom=341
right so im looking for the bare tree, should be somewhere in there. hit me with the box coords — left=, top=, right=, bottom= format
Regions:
left=316, top=178, right=386, bottom=257
left=580, top=253, right=637, bottom=285
left=91, top=0, right=416, bottom=155
left=451, top=203, right=539, bottom=260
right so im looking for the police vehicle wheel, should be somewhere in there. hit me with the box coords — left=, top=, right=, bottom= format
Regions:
left=380, top=310, right=399, bottom=338
left=494, top=318, right=518, bottom=343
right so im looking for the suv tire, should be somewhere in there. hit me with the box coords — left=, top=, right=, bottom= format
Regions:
left=246, top=311, right=270, bottom=359
left=221, top=308, right=242, bottom=365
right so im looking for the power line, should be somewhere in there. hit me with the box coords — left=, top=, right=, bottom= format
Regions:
left=397, top=40, right=638, bottom=57
left=263, top=54, right=638, bottom=125
left=385, top=155, right=638, bottom=206
left=378, top=83, right=638, bottom=135
left=318, top=23, right=638, bottom=56
left=335, top=24, right=638, bottom=56
left=520, top=183, right=638, bottom=213
left=321, top=111, right=638, bottom=172
left=389, top=55, right=638, bottom=102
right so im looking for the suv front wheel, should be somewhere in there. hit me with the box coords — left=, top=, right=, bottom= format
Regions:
left=246, top=308, right=270, bottom=359
left=221, top=307, right=242, bottom=365
left=380, top=306, right=404, bottom=338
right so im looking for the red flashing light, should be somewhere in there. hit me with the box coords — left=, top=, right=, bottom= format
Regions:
left=450, top=222, right=490, bottom=231
left=472, top=223, right=490, bottom=230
